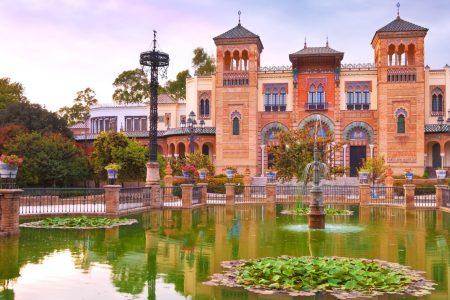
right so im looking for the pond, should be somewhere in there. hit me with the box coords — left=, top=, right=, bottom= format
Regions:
left=0, top=205, right=449, bottom=299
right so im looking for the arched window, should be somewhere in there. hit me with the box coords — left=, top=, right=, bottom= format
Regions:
left=232, top=117, right=240, bottom=135
left=272, top=88, right=278, bottom=110
left=264, top=88, right=271, bottom=111
left=202, top=144, right=209, bottom=156
left=431, top=88, right=444, bottom=115
left=199, top=99, right=205, bottom=116
left=397, top=115, right=405, bottom=134
left=205, top=99, right=210, bottom=116
left=317, top=85, right=324, bottom=103
left=280, top=88, right=286, bottom=111
left=308, top=84, right=316, bottom=103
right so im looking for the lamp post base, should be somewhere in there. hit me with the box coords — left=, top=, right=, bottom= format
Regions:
left=145, top=162, right=160, bottom=187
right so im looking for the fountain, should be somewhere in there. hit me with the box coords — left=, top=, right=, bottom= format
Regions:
left=303, top=116, right=328, bottom=229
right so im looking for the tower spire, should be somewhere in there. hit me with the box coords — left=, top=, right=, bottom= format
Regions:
left=396, top=2, right=400, bottom=18
left=238, top=10, right=241, bottom=25
left=152, top=30, right=157, bottom=51
left=326, top=36, right=329, bottom=47
left=304, top=36, right=307, bottom=49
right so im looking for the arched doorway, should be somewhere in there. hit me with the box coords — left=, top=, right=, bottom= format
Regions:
left=342, top=122, right=374, bottom=177
left=260, top=122, right=288, bottom=175
left=178, top=143, right=186, bottom=158
left=432, top=143, right=441, bottom=168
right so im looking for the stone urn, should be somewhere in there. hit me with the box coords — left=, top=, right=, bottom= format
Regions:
left=0, top=162, right=18, bottom=179
left=436, top=169, right=446, bottom=180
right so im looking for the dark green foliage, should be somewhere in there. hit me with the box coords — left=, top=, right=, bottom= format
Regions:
left=165, top=70, right=190, bottom=100
left=192, top=48, right=215, bottom=76
left=0, top=77, right=26, bottom=109
left=38, top=216, right=130, bottom=228
left=4, top=132, right=90, bottom=187
left=58, top=87, right=98, bottom=126
left=236, top=256, right=413, bottom=294
left=113, top=69, right=149, bottom=104
left=0, top=101, right=72, bottom=138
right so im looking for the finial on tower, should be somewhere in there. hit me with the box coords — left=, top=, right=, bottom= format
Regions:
left=326, top=36, right=329, bottom=47
left=238, top=10, right=241, bottom=25
left=304, top=36, right=307, bottom=49
left=152, top=30, right=157, bottom=51
left=396, top=2, right=400, bottom=18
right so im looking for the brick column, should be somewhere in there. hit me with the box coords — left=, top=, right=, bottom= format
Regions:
left=149, top=184, right=161, bottom=208
left=0, top=189, right=22, bottom=237
left=266, top=183, right=276, bottom=203
left=404, top=184, right=416, bottom=209
left=435, top=184, right=446, bottom=209
left=104, top=185, right=121, bottom=217
left=225, top=183, right=235, bottom=206
left=359, top=184, right=371, bottom=205
left=181, top=184, right=193, bottom=209
left=197, top=183, right=208, bottom=205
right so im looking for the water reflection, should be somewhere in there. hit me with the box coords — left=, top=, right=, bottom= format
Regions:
left=0, top=205, right=448, bottom=299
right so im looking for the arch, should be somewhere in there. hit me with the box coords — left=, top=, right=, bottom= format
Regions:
left=178, top=142, right=186, bottom=158
left=201, top=144, right=210, bottom=156
left=308, top=84, right=316, bottom=103
left=205, top=99, right=210, bottom=116
left=242, top=49, right=249, bottom=71
left=342, top=121, right=374, bottom=144
left=317, top=84, right=324, bottom=103
left=398, top=44, right=406, bottom=65
left=388, top=44, right=396, bottom=66
left=232, top=50, right=240, bottom=70
left=199, top=99, right=205, bottom=115
left=432, top=143, right=442, bottom=168
left=407, top=44, right=415, bottom=65
left=431, top=87, right=444, bottom=114
left=157, top=145, right=164, bottom=155
left=298, top=114, right=334, bottom=132
left=260, top=122, right=289, bottom=144
left=395, top=107, right=408, bottom=118
left=169, top=143, right=175, bottom=157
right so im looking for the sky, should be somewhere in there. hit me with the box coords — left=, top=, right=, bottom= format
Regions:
left=1, top=0, right=449, bottom=111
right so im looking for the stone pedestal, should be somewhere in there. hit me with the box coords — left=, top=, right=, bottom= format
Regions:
left=0, top=189, right=22, bottom=237
left=197, top=183, right=208, bottom=205
left=225, top=183, right=235, bottom=206
left=104, top=185, right=121, bottom=217
left=308, top=205, right=325, bottom=229
left=359, top=184, right=371, bottom=205
left=435, top=184, right=446, bottom=209
left=404, top=184, right=416, bottom=209
left=181, top=184, right=193, bottom=209
left=243, top=168, right=252, bottom=186
left=265, top=183, right=276, bottom=203
left=146, top=161, right=160, bottom=186
left=163, top=163, right=173, bottom=187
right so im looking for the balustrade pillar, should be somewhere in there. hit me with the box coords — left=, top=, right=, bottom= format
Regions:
left=435, top=184, right=446, bottom=209
left=359, top=184, right=371, bottom=205
left=197, top=183, right=208, bottom=205
left=0, top=189, right=22, bottom=237
left=404, top=184, right=416, bottom=209
left=181, top=184, right=193, bottom=209
left=225, top=183, right=235, bottom=206
left=104, top=185, right=121, bottom=217
left=266, top=183, right=276, bottom=203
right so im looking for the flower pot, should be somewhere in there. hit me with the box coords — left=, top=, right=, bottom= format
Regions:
left=107, top=169, right=118, bottom=180
left=0, top=162, right=18, bottom=179
left=436, top=169, right=446, bottom=180
left=405, top=172, right=413, bottom=181
left=225, top=169, right=235, bottom=179
left=198, top=170, right=207, bottom=180
left=358, top=171, right=369, bottom=183
left=182, top=170, right=192, bottom=179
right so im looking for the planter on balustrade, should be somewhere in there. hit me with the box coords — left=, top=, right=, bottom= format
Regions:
left=266, top=171, right=277, bottom=182
left=404, top=171, right=413, bottom=182
left=182, top=171, right=192, bottom=179
left=358, top=171, right=369, bottom=184
left=105, top=163, right=120, bottom=185
left=225, top=169, right=235, bottom=180
left=198, top=169, right=208, bottom=180
left=436, top=169, right=446, bottom=180
left=0, top=162, right=18, bottom=179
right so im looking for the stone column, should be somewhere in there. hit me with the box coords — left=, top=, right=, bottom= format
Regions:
left=225, top=183, right=235, bottom=206
left=435, top=184, right=446, bottom=209
left=104, top=185, right=121, bottom=217
left=404, top=184, right=416, bottom=209
left=197, top=183, right=208, bottom=205
left=0, top=189, right=22, bottom=237
left=369, top=144, right=374, bottom=158
left=181, top=184, right=193, bottom=209
left=145, top=161, right=160, bottom=186
left=343, top=144, right=348, bottom=177
left=266, top=183, right=276, bottom=203
left=359, top=184, right=371, bottom=205
left=243, top=168, right=252, bottom=200
left=260, top=145, right=266, bottom=176
left=440, top=153, right=445, bottom=168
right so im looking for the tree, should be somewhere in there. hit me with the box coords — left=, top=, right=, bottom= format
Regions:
left=4, top=132, right=90, bottom=187
left=165, top=70, right=190, bottom=100
left=112, top=69, right=150, bottom=104
left=185, top=152, right=214, bottom=174
left=192, top=48, right=215, bottom=76
left=267, top=128, right=341, bottom=182
left=58, top=88, right=98, bottom=126
left=0, top=124, right=26, bottom=151
left=0, top=101, right=72, bottom=138
left=0, top=77, right=27, bottom=109
left=359, top=156, right=387, bottom=184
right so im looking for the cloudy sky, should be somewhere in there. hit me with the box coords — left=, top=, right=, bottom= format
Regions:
left=1, top=0, right=449, bottom=111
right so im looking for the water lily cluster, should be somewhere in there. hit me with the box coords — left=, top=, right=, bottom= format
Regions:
left=21, top=216, right=137, bottom=229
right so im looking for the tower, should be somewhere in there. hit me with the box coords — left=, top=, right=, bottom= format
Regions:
left=372, top=6, right=428, bottom=174
left=213, top=14, right=263, bottom=175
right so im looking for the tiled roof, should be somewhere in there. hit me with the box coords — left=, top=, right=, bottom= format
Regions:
left=214, top=24, right=259, bottom=40
left=376, top=17, right=428, bottom=33
left=291, top=46, right=343, bottom=56
left=425, top=124, right=449, bottom=133
left=73, top=127, right=216, bottom=141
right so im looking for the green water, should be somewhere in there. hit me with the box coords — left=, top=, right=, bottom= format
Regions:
left=0, top=205, right=449, bottom=300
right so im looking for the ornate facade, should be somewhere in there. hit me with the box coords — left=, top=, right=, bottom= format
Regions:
left=72, top=11, right=450, bottom=177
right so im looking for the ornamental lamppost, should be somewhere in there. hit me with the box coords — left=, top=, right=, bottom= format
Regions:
left=140, top=31, right=169, bottom=185
left=181, top=111, right=205, bottom=154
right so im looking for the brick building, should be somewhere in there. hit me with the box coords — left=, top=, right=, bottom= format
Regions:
left=72, top=11, right=450, bottom=177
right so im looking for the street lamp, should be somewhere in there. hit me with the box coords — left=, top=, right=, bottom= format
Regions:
left=140, top=30, right=169, bottom=185
left=185, top=111, right=205, bottom=154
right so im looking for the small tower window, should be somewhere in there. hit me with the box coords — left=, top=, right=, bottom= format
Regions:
left=308, top=84, right=316, bottom=103
left=232, top=117, right=240, bottom=135
left=397, top=114, right=405, bottom=134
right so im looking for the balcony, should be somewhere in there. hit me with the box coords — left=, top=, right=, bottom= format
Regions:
left=305, top=102, right=328, bottom=111
left=264, top=105, right=287, bottom=112
left=223, top=71, right=249, bottom=87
